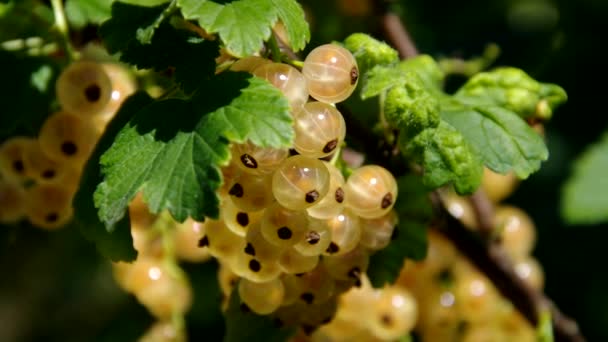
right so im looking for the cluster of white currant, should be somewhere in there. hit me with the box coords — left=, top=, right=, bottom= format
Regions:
left=0, top=60, right=135, bottom=229
left=193, top=44, right=416, bottom=337
left=396, top=171, right=542, bottom=341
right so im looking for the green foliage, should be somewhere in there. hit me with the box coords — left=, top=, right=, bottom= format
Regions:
left=455, top=67, right=567, bottom=120
left=397, top=55, right=445, bottom=92
left=73, top=93, right=155, bottom=262
left=343, top=33, right=399, bottom=75
left=401, top=121, right=484, bottom=194
left=562, top=133, right=608, bottom=225
left=367, top=175, right=431, bottom=288
left=178, top=0, right=309, bottom=57
left=0, top=50, right=59, bottom=140
left=224, top=288, right=294, bottom=342
left=65, top=0, right=112, bottom=29
left=0, top=0, right=53, bottom=42
left=94, top=72, right=292, bottom=231
left=441, top=103, right=548, bottom=178
left=100, top=2, right=219, bottom=93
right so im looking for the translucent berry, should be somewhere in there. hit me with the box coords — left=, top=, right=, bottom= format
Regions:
left=238, top=277, right=285, bottom=315
left=25, top=183, right=74, bottom=229
left=253, top=62, right=309, bottom=113
left=222, top=197, right=263, bottom=237
left=231, top=56, right=272, bottom=72
left=199, top=219, right=245, bottom=262
left=260, top=202, right=309, bottom=248
left=231, top=142, right=288, bottom=176
left=0, top=136, right=36, bottom=183
left=272, top=155, right=330, bottom=210
left=56, top=61, right=112, bottom=116
left=323, top=246, right=369, bottom=284
left=494, top=205, right=536, bottom=259
left=293, top=220, right=332, bottom=256
left=368, top=287, right=417, bottom=340
left=302, top=44, right=359, bottom=103
left=0, top=180, right=27, bottom=223
left=359, top=210, right=398, bottom=251
left=38, top=111, right=99, bottom=166
left=174, top=219, right=211, bottom=262
left=307, top=162, right=346, bottom=219
left=227, top=172, right=274, bottom=212
left=321, top=209, right=361, bottom=256
left=94, top=63, right=137, bottom=128
left=278, top=247, right=319, bottom=274
left=293, top=102, right=346, bottom=158
left=344, top=165, right=397, bottom=219
left=291, top=266, right=336, bottom=305
left=22, top=139, right=79, bottom=188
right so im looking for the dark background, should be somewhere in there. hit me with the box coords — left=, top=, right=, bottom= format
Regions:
left=1, top=0, right=606, bottom=341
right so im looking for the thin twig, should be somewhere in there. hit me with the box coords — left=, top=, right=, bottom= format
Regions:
left=468, top=189, right=496, bottom=240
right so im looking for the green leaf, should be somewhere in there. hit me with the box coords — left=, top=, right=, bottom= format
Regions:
left=441, top=103, right=548, bottom=178
left=397, top=55, right=445, bottom=93
left=401, top=121, right=483, bottom=194
left=455, top=67, right=567, bottom=120
left=562, top=133, right=608, bottom=225
left=178, top=0, right=309, bottom=57
left=0, top=0, right=54, bottom=42
left=360, top=65, right=408, bottom=100
left=0, top=50, right=59, bottom=140
left=117, top=0, right=170, bottom=6
left=65, top=0, right=112, bottom=29
left=100, top=2, right=219, bottom=92
left=74, top=93, right=155, bottom=262
left=367, top=175, right=431, bottom=288
left=384, top=73, right=440, bottom=136
left=343, top=33, right=399, bottom=76
left=95, top=72, right=292, bottom=230
left=224, top=287, right=294, bottom=342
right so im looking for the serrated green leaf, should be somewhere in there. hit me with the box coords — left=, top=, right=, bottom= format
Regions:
left=368, top=175, right=430, bottom=288
left=401, top=121, right=483, bottom=194
left=397, top=55, right=445, bottom=93
left=95, top=72, right=292, bottom=230
left=118, top=0, right=170, bottom=6
left=441, top=103, right=548, bottom=178
left=360, top=65, right=408, bottom=100
left=562, top=133, right=608, bottom=225
left=0, top=50, right=59, bottom=140
left=269, top=0, right=309, bottom=52
left=74, top=93, right=154, bottom=262
left=100, top=2, right=219, bottom=92
left=65, top=0, right=112, bottom=29
left=224, top=287, right=294, bottom=342
left=343, top=33, right=399, bottom=76
left=178, top=0, right=309, bottom=57
left=455, top=67, right=567, bottom=120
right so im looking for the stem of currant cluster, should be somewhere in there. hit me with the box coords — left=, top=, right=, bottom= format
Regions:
left=50, top=0, right=76, bottom=60
left=268, top=33, right=283, bottom=63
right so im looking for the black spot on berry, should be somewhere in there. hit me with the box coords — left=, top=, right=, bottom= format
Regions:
left=12, top=160, right=24, bottom=173
left=380, top=313, right=392, bottom=326
left=61, top=141, right=78, bottom=156
left=229, top=183, right=244, bottom=197
left=277, top=226, right=292, bottom=240
left=45, top=212, right=59, bottom=223
left=350, top=66, right=359, bottom=85
left=300, top=292, right=314, bottom=304
left=84, top=84, right=101, bottom=102
left=381, top=192, right=393, bottom=209
left=249, top=259, right=261, bottom=272
left=334, top=187, right=344, bottom=203
left=244, top=243, right=256, bottom=256
left=326, top=242, right=339, bottom=254
left=198, top=236, right=209, bottom=247
left=305, top=190, right=319, bottom=203
left=306, top=231, right=320, bottom=245
left=236, top=212, right=249, bottom=227
left=42, top=169, right=56, bottom=179
left=240, top=153, right=258, bottom=169
left=323, top=139, right=338, bottom=153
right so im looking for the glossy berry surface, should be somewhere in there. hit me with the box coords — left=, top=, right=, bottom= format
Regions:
left=272, top=155, right=330, bottom=210
left=344, top=165, right=397, bottom=219
left=56, top=61, right=112, bottom=116
left=302, top=44, right=359, bottom=103
left=293, top=102, right=346, bottom=158
left=253, top=62, right=309, bottom=112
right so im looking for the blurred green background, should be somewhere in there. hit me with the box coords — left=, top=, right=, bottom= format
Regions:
left=1, top=0, right=605, bottom=341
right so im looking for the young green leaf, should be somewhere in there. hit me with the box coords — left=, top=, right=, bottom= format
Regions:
left=178, top=0, right=309, bottom=57
left=360, top=64, right=408, bottom=100
left=224, top=288, right=294, bottom=342
left=397, top=55, right=445, bottom=93
left=100, top=2, right=219, bottom=93
left=343, top=33, right=399, bottom=75
left=94, top=72, right=292, bottom=230
left=74, top=92, right=155, bottom=262
left=401, top=121, right=484, bottom=195
left=367, top=175, right=431, bottom=288
left=441, top=104, right=548, bottom=179
left=562, top=133, right=608, bottom=225
left=65, top=0, right=112, bottom=29
left=455, top=67, right=567, bottom=120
